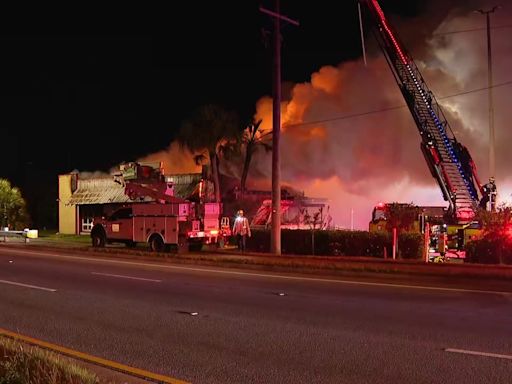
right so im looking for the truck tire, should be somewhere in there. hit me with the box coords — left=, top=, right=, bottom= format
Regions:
left=149, top=235, right=164, bottom=252
left=91, top=230, right=106, bottom=248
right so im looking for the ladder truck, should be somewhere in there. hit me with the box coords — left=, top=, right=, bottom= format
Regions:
left=361, top=0, right=497, bottom=252
left=361, top=0, right=496, bottom=223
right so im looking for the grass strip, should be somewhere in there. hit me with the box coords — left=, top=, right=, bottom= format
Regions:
left=0, top=336, right=98, bottom=384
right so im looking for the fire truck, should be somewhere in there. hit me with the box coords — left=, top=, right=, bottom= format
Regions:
left=251, top=198, right=332, bottom=230
left=361, top=1, right=497, bottom=252
left=369, top=202, right=481, bottom=257
left=90, top=162, right=230, bottom=252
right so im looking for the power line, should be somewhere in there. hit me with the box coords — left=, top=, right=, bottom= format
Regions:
left=439, top=79, right=512, bottom=99
left=282, top=80, right=512, bottom=129
left=433, top=24, right=512, bottom=36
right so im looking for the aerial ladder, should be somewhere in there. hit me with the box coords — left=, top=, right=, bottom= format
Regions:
left=361, top=0, right=495, bottom=224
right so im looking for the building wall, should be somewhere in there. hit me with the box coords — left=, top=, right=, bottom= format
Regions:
left=58, top=174, right=76, bottom=234
left=78, top=204, right=107, bottom=234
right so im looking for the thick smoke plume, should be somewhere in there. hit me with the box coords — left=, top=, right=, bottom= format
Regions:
left=247, top=0, right=512, bottom=229
left=138, top=142, right=202, bottom=175
left=139, top=1, right=512, bottom=229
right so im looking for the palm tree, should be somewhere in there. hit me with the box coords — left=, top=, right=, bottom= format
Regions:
left=240, top=119, right=272, bottom=195
left=178, top=105, right=239, bottom=202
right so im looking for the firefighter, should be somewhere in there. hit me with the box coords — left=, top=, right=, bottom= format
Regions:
left=232, top=209, right=251, bottom=252
left=479, top=177, right=497, bottom=210
left=437, top=231, right=447, bottom=257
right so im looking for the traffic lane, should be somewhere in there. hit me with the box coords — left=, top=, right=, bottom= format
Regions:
left=2, top=247, right=512, bottom=324
left=1, top=283, right=511, bottom=384
left=1, top=250, right=512, bottom=382
left=1, top=248, right=512, bottom=338
left=1, top=247, right=512, bottom=354
left=4, top=245, right=512, bottom=294
left=2, top=247, right=512, bottom=297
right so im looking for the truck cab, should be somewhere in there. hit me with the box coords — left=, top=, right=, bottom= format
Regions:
left=103, top=206, right=134, bottom=244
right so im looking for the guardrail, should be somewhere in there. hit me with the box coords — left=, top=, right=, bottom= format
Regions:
left=0, top=230, right=38, bottom=243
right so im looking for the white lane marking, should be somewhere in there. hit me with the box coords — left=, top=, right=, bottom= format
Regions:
left=91, top=272, right=161, bottom=282
left=445, top=348, right=512, bottom=360
left=0, top=279, right=56, bottom=292
left=2, top=248, right=511, bottom=296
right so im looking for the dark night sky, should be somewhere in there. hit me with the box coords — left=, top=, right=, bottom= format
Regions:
left=0, top=1, right=421, bottom=226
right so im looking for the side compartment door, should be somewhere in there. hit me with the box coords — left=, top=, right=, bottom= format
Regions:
left=164, top=216, right=179, bottom=244
left=133, top=216, right=145, bottom=243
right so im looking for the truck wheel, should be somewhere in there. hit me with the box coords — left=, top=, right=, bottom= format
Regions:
left=149, top=235, right=164, bottom=252
left=91, top=232, right=106, bottom=248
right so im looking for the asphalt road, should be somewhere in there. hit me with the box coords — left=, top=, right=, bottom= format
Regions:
left=0, top=247, right=511, bottom=383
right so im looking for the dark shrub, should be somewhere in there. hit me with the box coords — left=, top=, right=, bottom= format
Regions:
left=245, top=229, right=423, bottom=259
left=398, top=232, right=423, bottom=259
left=465, top=238, right=512, bottom=264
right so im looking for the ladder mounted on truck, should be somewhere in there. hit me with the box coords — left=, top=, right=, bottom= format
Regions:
left=361, top=0, right=491, bottom=224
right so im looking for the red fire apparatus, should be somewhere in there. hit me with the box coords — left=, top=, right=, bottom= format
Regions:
left=361, top=0, right=496, bottom=258
left=90, top=162, right=230, bottom=252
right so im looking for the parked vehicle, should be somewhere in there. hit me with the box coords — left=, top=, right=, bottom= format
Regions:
left=91, top=162, right=229, bottom=251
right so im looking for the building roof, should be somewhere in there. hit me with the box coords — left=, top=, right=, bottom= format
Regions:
left=166, top=173, right=202, bottom=200
left=66, top=177, right=151, bottom=205
left=65, top=173, right=203, bottom=206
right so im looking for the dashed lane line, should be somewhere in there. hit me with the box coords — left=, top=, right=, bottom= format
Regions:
left=445, top=348, right=512, bottom=360
left=91, top=272, right=162, bottom=282
left=0, top=279, right=56, bottom=292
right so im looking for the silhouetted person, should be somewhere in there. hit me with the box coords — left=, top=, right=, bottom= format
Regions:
left=480, top=178, right=497, bottom=210
left=232, top=209, right=251, bottom=252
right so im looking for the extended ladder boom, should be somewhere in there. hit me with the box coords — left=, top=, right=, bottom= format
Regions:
left=362, top=0, right=484, bottom=223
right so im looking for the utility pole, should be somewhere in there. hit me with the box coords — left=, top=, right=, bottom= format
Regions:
left=477, top=6, right=500, bottom=185
left=260, top=1, right=298, bottom=255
